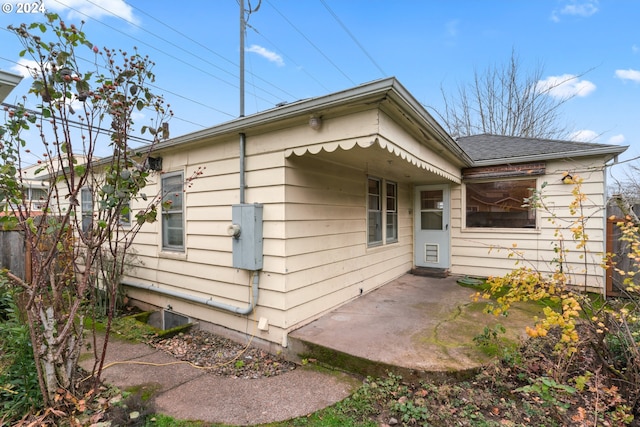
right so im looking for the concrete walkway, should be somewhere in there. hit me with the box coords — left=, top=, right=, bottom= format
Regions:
left=79, top=337, right=358, bottom=426
left=80, top=274, right=542, bottom=425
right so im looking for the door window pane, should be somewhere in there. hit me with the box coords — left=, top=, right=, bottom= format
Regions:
left=421, top=190, right=443, bottom=210
left=420, top=190, right=443, bottom=230
left=421, top=211, right=443, bottom=230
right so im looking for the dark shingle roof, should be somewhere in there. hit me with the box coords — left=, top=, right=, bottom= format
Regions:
left=456, top=134, right=627, bottom=166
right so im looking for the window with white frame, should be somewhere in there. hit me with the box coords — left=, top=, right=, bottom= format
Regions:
left=80, top=188, right=93, bottom=232
left=465, top=178, right=536, bottom=228
left=367, top=177, right=398, bottom=246
left=386, top=181, right=398, bottom=242
left=29, top=187, right=47, bottom=210
left=161, top=172, right=184, bottom=251
left=119, top=200, right=131, bottom=226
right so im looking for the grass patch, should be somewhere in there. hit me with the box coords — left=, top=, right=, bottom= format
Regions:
left=111, top=315, right=158, bottom=341
left=145, top=414, right=214, bottom=426
left=86, top=311, right=193, bottom=342
left=125, top=383, right=163, bottom=402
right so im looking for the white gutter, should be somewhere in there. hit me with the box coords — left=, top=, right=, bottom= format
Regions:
left=151, top=77, right=474, bottom=165
left=0, top=70, right=23, bottom=103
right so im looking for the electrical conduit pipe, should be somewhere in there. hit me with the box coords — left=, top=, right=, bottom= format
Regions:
left=122, top=270, right=259, bottom=315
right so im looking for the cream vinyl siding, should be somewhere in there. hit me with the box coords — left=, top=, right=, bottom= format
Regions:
left=283, top=155, right=413, bottom=327
left=450, top=157, right=609, bottom=291
left=124, top=133, right=290, bottom=344
left=125, top=107, right=394, bottom=345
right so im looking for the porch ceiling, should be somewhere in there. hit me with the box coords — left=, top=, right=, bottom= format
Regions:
left=284, top=137, right=461, bottom=184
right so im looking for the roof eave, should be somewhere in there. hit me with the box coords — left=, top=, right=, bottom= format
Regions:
left=469, top=145, right=629, bottom=167
left=153, top=77, right=474, bottom=167
left=155, top=77, right=402, bottom=151
left=384, top=80, right=473, bottom=166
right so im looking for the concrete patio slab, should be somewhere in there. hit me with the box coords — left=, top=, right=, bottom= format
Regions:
left=288, top=274, right=542, bottom=380
left=79, top=273, right=542, bottom=425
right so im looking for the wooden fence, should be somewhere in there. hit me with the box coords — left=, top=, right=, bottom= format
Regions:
left=0, top=229, right=27, bottom=281
left=606, top=216, right=640, bottom=296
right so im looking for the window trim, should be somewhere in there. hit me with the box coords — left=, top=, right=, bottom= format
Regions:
left=119, top=200, right=131, bottom=227
left=161, top=171, right=185, bottom=252
left=80, top=187, right=93, bottom=233
left=367, top=176, right=398, bottom=247
left=386, top=180, right=398, bottom=243
left=28, top=186, right=48, bottom=211
left=463, top=177, right=538, bottom=230
left=367, top=177, right=383, bottom=246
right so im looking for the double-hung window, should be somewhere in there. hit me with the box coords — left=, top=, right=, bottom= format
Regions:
left=386, top=181, right=398, bottom=242
left=161, top=172, right=184, bottom=251
left=368, top=178, right=382, bottom=245
left=80, top=188, right=93, bottom=233
left=29, top=187, right=47, bottom=211
left=367, top=177, right=398, bottom=246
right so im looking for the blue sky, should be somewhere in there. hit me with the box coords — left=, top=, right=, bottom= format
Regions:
left=1, top=0, right=638, bottom=179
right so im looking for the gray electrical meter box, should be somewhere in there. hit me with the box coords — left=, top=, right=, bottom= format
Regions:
left=231, top=203, right=264, bottom=270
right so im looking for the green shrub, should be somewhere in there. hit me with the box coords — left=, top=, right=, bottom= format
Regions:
left=0, top=279, right=42, bottom=421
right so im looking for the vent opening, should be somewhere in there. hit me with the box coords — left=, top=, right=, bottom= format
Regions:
left=424, top=243, right=439, bottom=264
left=163, top=310, right=190, bottom=330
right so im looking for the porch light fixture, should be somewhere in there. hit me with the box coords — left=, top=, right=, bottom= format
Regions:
left=308, top=115, right=322, bottom=130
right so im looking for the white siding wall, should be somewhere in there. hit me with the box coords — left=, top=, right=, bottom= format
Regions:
left=283, top=155, right=413, bottom=329
left=124, top=134, right=291, bottom=345
left=125, top=107, right=408, bottom=347
left=451, top=157, right=609, bottom=292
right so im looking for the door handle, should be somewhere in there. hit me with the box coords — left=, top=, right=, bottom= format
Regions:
left=445, top=224, right=449, bottom=230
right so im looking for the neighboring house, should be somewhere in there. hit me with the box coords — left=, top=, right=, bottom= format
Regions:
left=0, top=70, right=48, bottom=217
left=0, top=70, right=50, bottom=216
left=100, top=77, right=625, bottom=349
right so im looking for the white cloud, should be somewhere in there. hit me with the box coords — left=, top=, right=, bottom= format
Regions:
left=551, top=1, right=599, bottom=22
left=11, top=58, right=46, bottom=78
left=569, top=129, right=599, bottom=142
left=43, top=0, right=138, bottom=25
left=536, top=74, right=596, bottom=98
left=608, top=134, right=626, bottom=144
left=633, top=45, right=639, bottom=54
left=615, top=69, right=640, bottom=83
left=445, top=20, right=459, bottom=37
left=246, top=45, right=284, bottom=67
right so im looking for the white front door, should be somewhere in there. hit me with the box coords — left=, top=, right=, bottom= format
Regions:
left=414, top=185, right=450, bottom=269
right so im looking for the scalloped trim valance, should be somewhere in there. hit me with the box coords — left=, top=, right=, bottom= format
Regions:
left=285, top=137, right=461, bottom=183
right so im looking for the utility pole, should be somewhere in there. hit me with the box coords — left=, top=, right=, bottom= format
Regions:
left=239, top=0, right=246, bottom=203
left=239, top=0, right=245, bottom=118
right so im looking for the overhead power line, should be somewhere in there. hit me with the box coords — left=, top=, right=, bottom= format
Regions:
left=50, top=0, right=282, bottom=109
left=123, top=0, right=298, bottom=101
left=264, top=0, right=356, bottom=86
left=0, top=54, right=218, bottom=130
left=244, top=22, right=331, bottom=93
left=319, top=0, right=386, bottom=77
left=1, top=102, right=154, bottom=145
left=81, top=0, right=297, bottom=103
